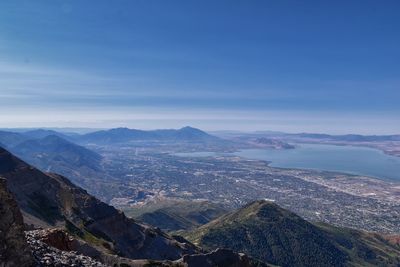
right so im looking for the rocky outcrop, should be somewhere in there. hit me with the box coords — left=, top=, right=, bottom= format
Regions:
left=27, top=229, right=103, bottom=261
left=25, top=229, right=163, bottom=267
left=114, top=249, right=267, bottom=267
left=25, top=229, right=260, bottom=267
left=0, top=178, right=33, bottom=267
left=25, top=231, right=105, bottom=267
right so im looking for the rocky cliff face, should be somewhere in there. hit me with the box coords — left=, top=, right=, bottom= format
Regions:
left=0, top=178, right=33, bottom=267
left=177, top=248, right=258, bottom=267
left=0, top=147, right=198, bottom=261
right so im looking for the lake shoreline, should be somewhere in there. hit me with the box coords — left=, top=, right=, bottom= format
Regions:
left=174, top=143, right=400, bottom=182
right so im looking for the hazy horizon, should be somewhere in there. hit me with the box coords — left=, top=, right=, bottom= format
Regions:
left=1, top=1, right=399, bottom=134
left=1, top=125, right=400, bottom=136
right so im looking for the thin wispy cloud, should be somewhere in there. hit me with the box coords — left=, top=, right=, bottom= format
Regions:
left=0, top=1, right=399, bottom=133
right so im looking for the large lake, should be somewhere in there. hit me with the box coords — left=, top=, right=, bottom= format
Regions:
left=175, top=144, right=400, bottom=181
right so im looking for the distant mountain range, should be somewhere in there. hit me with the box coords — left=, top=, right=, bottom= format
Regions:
left=0, top=130, right=29, bottom=148
left=289, top=133, right=400, bottom=142
left=3, top=127, right=398, bottom=146
left=0, top=132, right=112, bottom=199
left=0, top=126, right=222, bottom=147
left=183, top=200, right=400, bottom=267
left=0, top=127, right=225, bottom=201
left=20, top=129, right=74, bottom=140
left=13, top=135, right=102, bottom=171
left=227, top=131, right=400, bottom=142
left=212, top=129, right=400, bottom=141
left=78, top=126, right=221, bottom=145
left=0, top=129, right=75, bottom=148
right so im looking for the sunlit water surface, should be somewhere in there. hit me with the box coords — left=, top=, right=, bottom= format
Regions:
left=175, top=144, right=400, bottom=181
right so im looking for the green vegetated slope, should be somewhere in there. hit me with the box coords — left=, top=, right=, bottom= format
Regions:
left=183, top=200, right=400, bottom=267
left=124, top=199, right=229, bottom=232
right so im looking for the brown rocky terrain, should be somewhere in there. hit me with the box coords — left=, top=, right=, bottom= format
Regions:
left=0, top=178, right=33, bottom=267
left=24, top=229, right=261, bottom=267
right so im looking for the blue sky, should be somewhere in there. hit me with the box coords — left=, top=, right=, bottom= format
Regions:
left=0, top=0, right=399, bottom=133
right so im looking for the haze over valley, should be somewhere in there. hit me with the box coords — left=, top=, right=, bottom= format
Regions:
left=1, top=127, right=400, bottom=235
left=1, top=1, right=400, bottom=266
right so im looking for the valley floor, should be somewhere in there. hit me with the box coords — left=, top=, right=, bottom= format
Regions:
left=99, top=147, right=400, bottom=234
